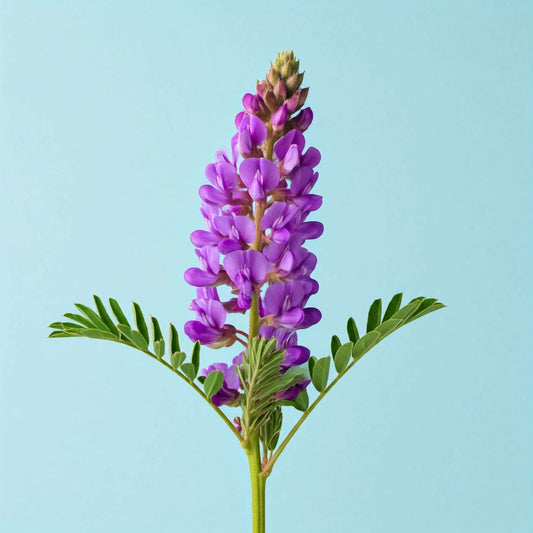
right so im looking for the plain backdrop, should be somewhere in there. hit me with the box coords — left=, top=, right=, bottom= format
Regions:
left=1, top=1, right=531, bottom=532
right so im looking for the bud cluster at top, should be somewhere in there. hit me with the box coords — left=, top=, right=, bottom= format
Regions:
left=184, top=51, right=322, bottom=408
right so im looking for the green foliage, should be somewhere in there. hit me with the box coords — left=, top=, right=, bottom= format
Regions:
left=330, top=335, right=341, bottom=357
left=170, top=351, right=186, bottom=370
left=238, top=338, right=305, bottom=438
left=191, top=341, right=201, bottom=375
left=366, top=298, right=382, bottom=332
left=346, top=317, right=360, bottom=343
left=169, top=323, right=181, bottom=354
left=203, top=370, right=225, bottom=398
left=261, top=406, right=283, bottom=451
left=333, top=342, right=353, bottom=373
left=308, top=355, right=317, bottom=377
left=311, top=356, right=330, bottom=392
left=132, top=302, right=149, bottom=343
left=382, top=293, right=402, bottom=321
left=48, top=296, right=203, bottom=386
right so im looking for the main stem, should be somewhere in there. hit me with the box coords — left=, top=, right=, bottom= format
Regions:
left=246, top=432, right=266, bottom=533
left=245, top=135, right=274, bottom=532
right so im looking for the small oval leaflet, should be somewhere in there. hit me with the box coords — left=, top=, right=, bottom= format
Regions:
left=203, top=370, right=225, bottom=398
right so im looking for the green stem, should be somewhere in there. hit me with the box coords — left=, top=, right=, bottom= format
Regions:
left=246, top=432, right=266, bottom=533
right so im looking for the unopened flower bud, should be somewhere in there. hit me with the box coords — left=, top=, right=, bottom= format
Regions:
left=263, top=90, right=279, bottom=113
left=272, top=103, right=288, bottom=128
left=273, top=80, right=287, bottom=100
left=296, top=87, right=309, bottom=111
left=288, top=107, right=313, bottom=132
left=242, top=93, right=261, bottom=114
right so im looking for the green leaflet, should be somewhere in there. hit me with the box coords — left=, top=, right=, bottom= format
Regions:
left=154, top=339, right=165, bottom=359
left=330, top=335, right=341, bottom=357
left=346, top=317, right=360, bottom=343
left=308, top=356, right=317, bottom=377
left=150, top=317, right=165, bottom=358
left=352, top=331, right=381, bottom=359
left=366, top=298, right=382, bottom=332
left=191, top=341, right=200, bottom=375
left=116, top=324, right=149, bottom=351
left=383, top=293, right=403, bottom=321
left=169, top=323, right=181, bottom=354
left=109, top=298, right=130, bottom=327
left=93, top=295, right=120, bottom=336
left=203, top=370, right=224, bottom=398
left=181, top=362, right=197, bottom=382
left=170, top=351, right=186, bottom=370
left=49, top=321, right=84, bottom=330
left=65, top=328, right=119, bottom=342
left=63, top=313, right=94, bottom=329
left=74, top=303, right=110, bottom=332
left=293, top=389, right=309, bottom=411
left=132, top=302, right=149, bottom=343
left=312, top=357, right=330, bottom=392
left=334, top=342, right=353, bottom=373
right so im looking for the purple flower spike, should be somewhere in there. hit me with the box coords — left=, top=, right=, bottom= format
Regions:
left=239, top=158, right=280, bottom=201
left=201, top=363, right=241, bottom=406
left=224, top=249, right=270, bottom=310
left=185, top=52, right=323, bottom=413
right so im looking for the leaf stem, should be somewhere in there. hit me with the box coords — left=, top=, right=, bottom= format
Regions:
left=108, top=337, right=244, bottom=442
left=262, top=355, right=363, bottom=476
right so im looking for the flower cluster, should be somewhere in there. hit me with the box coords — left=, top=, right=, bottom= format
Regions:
left=184, top=51, right=322, bottom=407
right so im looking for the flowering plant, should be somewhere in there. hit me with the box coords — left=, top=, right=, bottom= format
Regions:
left=49, top=51, right=444, bottom=532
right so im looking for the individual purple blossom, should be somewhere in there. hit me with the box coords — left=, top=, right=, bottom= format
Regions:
left=213, top=214, right=256, bottom=254
left=223, top=250, right=270, bottom=310
left=185, top=292, right=236, bottom=347
left=261, top=202, right=300, bottom=244
left=237, top=114, right=267, bottom=156
left=261, top=281, right=321, bottom=330
left=201, top=363, right=240, bottom=406
left=184, top=246, right=221, bottom=287
left=239, top=158, right=280, bottom=201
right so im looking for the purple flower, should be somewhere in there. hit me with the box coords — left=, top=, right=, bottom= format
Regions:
left=184, top=246, right=221, bottom=287
left=213, top=214, right=256, bottom=254
left=261, top=281, right=321, bottom=330
left=239, top=158, right=280, bottom=201
left=201, top=363, right=241, bottom=406
left=205, top=161, right=238, bottom=191
left=261, top=202, right=299, bottom=244
left=237, top=115, right=267, bottom=155
left=185, top=295, right=236, bottom=347
left=223, top=249, right=270, bottom=310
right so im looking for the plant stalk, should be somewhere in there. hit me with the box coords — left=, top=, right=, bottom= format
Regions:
left=246, top=432, right=266, bottom=533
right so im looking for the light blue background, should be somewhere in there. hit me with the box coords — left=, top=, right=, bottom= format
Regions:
left=1, top=1, right=531, bottom=532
